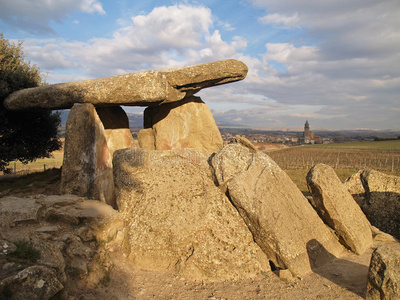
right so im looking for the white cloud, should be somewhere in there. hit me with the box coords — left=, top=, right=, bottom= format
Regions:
left=0, top=0, right=105, bottom=34
left=259, top=13, right=300, bottom=28
left=6, top=1, right=399, bottom=129
left=23, top=4, right=249, bottom=80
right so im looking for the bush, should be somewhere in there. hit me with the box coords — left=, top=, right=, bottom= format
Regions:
left=0, top=33, right=62, bottom=171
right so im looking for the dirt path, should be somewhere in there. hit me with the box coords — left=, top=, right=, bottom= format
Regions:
left=73, top=245, right=376, bottom=300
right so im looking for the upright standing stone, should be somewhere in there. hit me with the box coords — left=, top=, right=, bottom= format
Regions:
left=211, top=138, right=343, bottom=276
left=61, top=103, right=114, bottom=206
left=96, top=106, right=136, bottom=156
left=138, top=96, right=223, bottom=153
left=307, top=163, right=373, bottom=255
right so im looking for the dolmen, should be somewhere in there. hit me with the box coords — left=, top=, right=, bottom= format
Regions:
left=5, top=59, right=378, bottom=280
left=5, top=59, right=246, bottom=207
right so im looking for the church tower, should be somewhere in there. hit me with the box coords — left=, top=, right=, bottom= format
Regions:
left=303, top=120, right=314, bottom=139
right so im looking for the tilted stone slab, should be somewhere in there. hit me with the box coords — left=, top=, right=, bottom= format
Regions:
left=4, top=59, right=248, bottom=110
left=307, top=163, right=373, bottom=255
left=211, top=138, right=344, bottom=277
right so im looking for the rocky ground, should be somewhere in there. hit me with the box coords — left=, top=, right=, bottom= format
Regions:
left=0, top=169, right=397, bottom=300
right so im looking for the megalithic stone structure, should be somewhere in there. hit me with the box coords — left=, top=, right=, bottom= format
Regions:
left=4, top=59, right=248, bottom=110
left=3, top=59, right=247, bottom=205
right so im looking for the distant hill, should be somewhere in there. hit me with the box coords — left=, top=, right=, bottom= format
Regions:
left=58, top=109, right=399, bottom=142
left=58, top=110, right=143, bottom=128
left=126, top=113, right=143, bottom=128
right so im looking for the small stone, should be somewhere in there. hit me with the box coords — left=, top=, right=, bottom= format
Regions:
left=35, top=226, right=59, bottom=233
left=69, top=258, right=88, bottom=275
left=0, top=240, right=16, bottom=255
left=76, top=226, right=95, bottom=242
left=0, top=266, right=63, bottom=300
left=278, top=269, right=295, bottom=283
left=2, top=262, right=16, bottom=270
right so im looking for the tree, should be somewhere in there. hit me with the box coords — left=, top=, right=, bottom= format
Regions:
left=0, top=33, right=62, bottom=172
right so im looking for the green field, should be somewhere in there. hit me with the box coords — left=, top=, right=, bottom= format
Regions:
left=305, top=139, right=400, bottom=150
left=269, top=140, right=400, bottom=194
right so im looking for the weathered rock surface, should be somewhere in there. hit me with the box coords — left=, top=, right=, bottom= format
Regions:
left=0, top=194, right=122, bottom=241
left=0, top=194, right=124, bottom=299
left=32, top=240, right=66, bottom=278
left=0, top=266, right=63, bottom=300
left=361, top=169, right=400, bottom=240
left=5, top=59, right=248, bottom=110
left=210, top=138, right=343, bottom=276
left=0, top=197, right=42, bottom=228
left=366, top=242, right=400, bottom=299
left=307, top=164, right=373, bottom=255
left=104, top=129, right=135, bottom=156
left=343, top=170, right=366, bottom=206
left=60, top=103, right=114, bottom=206
left=138, top=96, right=223, bottom=153
left=113, top=147, right=270, bottom=280
left=371, top=226, right=398, bottom=243
left=137, top=128, right=156, bottom=150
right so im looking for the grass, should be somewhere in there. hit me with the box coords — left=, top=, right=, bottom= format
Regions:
left=1, top=139, right=64, bottom=175
left=0, top=167, right=61, bottom=195
left=305, top=139, right=400, bottom=150
left=6, top=240, right=41, bottom=263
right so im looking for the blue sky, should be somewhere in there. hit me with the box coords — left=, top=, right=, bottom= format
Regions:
left=1, top=0, right=399, bottom=130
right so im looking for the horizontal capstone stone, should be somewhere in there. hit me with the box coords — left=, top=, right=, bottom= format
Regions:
left=4, top=59, right=248, bottom=110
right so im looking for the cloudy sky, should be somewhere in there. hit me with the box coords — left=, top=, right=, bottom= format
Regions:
left=1, top=0, right=399, bottom=130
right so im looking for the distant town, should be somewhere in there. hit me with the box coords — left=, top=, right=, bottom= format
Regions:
left=58, top=111, right=400, bottom=145
left=220, top=120, right=330, bottom=145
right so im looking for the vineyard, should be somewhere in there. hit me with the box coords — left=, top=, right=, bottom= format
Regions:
left=267, top=146, right=400, bottom=173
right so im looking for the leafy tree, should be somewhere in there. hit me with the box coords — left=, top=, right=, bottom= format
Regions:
left=0, top=33, right=61, bottom=171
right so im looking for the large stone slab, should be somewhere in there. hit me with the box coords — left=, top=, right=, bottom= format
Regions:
left=361, top=169, right=400, bottom=239
left=307, top=164, right=373, bottom=255
left=366, top=242, right=400, bottom=299
left=4, top=59, right=248, bottom=110
left=138, top=96, right=223, bottom=153
left=210, top=137, right=343, bottom=277
left=113, top=147, right=270, bottom=280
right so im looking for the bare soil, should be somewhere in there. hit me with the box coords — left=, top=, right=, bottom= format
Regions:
left=85, top=247, right=373, bottom=300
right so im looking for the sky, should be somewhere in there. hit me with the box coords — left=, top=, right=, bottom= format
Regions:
left=1, top=0, right=399, bottom=130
